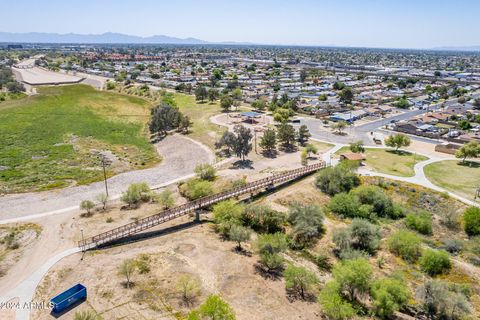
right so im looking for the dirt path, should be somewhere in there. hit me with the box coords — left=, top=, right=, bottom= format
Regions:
left=0, top=135, right=214, bottom=222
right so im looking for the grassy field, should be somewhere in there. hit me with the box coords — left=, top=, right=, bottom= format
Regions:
left=336, top=147, right=428, bottom=177
left=173, top=93, right=225, bottom=149
left=0, top=85, right=158, bottom=193
left=424, top=160, right=480, bottom=200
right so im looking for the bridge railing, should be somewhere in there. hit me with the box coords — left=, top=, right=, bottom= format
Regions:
left=79, top=161, right=326, bottom=250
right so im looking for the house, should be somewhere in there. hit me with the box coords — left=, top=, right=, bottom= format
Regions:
left=330, top=113, right=354, bottom=123
left=444, top=104, right=467, bottom=116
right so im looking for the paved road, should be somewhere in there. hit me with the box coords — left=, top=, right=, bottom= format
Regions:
left=0, top=135, right=214, bottom=221
left=296, top=97, right=454, bottom=146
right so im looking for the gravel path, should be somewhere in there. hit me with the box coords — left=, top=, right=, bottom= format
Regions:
left=0, top=135, right=214, bottom=221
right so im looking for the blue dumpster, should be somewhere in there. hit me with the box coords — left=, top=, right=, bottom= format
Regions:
left=50, top=283, right=87, bottom=313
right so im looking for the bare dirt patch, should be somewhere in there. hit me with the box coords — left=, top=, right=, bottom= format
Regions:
left=32, top=215, right=323, bottom=320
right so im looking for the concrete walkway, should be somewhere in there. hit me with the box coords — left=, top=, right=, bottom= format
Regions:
left=0, top=248, right=81, bottom=320
left=0, top=135, right=215, bottom=222
left=358, top=157, right=479, bottom=207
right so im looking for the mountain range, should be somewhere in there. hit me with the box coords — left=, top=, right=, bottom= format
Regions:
left=0, top=32, right=213, bottom=44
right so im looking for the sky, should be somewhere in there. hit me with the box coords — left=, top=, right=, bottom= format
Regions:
left=1, top=0, right=479, bottom=49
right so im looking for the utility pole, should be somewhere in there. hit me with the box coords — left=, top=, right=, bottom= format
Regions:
left=254, top=130, right=258, bottom=154
left=100, top=155, right=109, bottom=197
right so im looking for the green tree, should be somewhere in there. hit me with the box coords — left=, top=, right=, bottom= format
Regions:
left=277, top=123, right=296, bottom=150
left=194, top=163, right=216, bottom=181
left=318, top=281, right=355, bottom=320
left=333, top=81, right=345, bottom=90
left=220, top=95, right=233, bottom=112
left=232, top=125, right=253, bottom=161
left=228, top=224, right=252, bottom=250
left=208, top=88, right=219, bottom=102
left=120, top=182, right=151, bottom=208
left=371, top=277, right=410, bottom=318
left=464, top=206, right=480, bottom=236
left=349, top=140, right=365, bottom=153
left=387, top=230, right=422, bottom=262
left=419, top=249, right=452, bottom=276
left=212, top=200, right=244, bottom=236
left=296, top=125, right=311, bottom=146
left=149, top=104, right=184, bottom=137
left=195, top=86, right=208, bottom=102
left=331, top=121, right=347, bottom=134
left=315, top=163, right=360, bottom=196
left=283, top=264, right=318, bottom=300
left=259, top=128, right=277, bottom=155
left=251, top=98, right=268, bottom=111
left=188, top=295, right=236, bottom=320
left=183, top=179, right=214, bottom=200
left=332, top=258, right=372, bottom=301
left=255, top=233, right=288, bottom=254
left=119, top=259, right=136, bottom=289
left=385, top=134, right=411, bottom=152
left=243, top=205, right=286, bottom=233
left=455, top=141, right=480, bottom=164
left=339, top=87, right=354, bottom=105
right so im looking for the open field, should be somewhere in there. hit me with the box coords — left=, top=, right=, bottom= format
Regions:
left=174, top=94, right=225, bottom=149
left=424, top=160, right=480, bottom=201
left=0, top=84, right=159, bottom=193
left=336, top=147, right=428, bottom=177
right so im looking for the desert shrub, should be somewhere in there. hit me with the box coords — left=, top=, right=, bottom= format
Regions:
left=328, top=193, right=365, bottom=218
left=333, top=219, right=380, bottom=257
left=405, top=211, right=433, bottom=235
left=318, top=280, right=355, bottom=320
left=283, top=264, right=318, bottom=300
left=315, top=163, right=360, bottom=196
left=188, top=295, right=236, bottom=320
left=242, top=204, right=286, bottom=233
left=387, top=230, right=422, bottom=262
left=371, top=277, right=410, bottom=318
left=80, top=200, right=95, bottom=215
left=351, top=185, right=403, bottom=219
left=288, top=204, right=324, bottom=249
left=332, top=258, right=372, bottom=302
left=416, top=279, right=472, bottom=320
left=255, top=233, right=288, bottom=255
left=441, top=239, right=463, bottom=255
left=259, top=252, right=285, bottom=274
left=135, top=254, right=151, bottom=274
left=177, top=274, right=201, bottom=305
left=463, top=206, right=480, bottom=236
left=120, top=182, right=151, bottom=208
left=182, top=179, right=214, bottom=200
left=155, top=189, right=176, bottom=209
left=194, top=163, right=216, bottom=181
left=419, top=249, right=452, bottom=276
left=73, top=310, right=101, bottom=320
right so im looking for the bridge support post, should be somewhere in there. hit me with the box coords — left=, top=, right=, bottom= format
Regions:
left=195, top=209, right=201, bottom=222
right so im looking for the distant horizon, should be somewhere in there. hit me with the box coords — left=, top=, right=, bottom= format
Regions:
left=2, top=31, right=480, bottom=52
left=2, top=0, right=480, bottom=49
